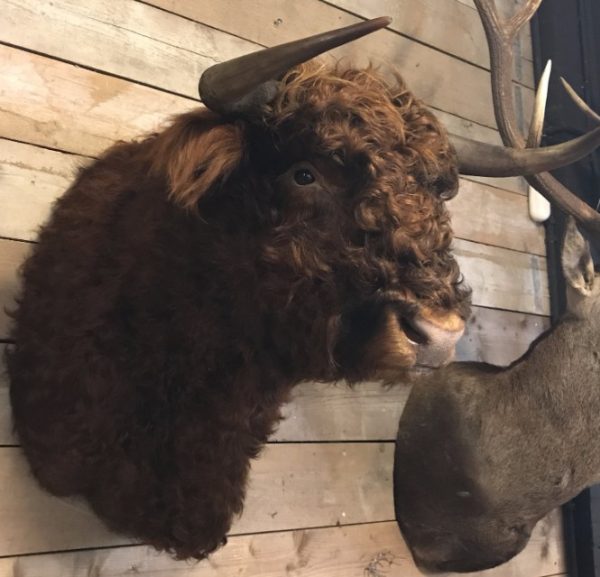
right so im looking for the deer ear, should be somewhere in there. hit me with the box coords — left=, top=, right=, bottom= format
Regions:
left=561, top=216, right=594, bottom=296
left=152, top=112, right=244, bottom=209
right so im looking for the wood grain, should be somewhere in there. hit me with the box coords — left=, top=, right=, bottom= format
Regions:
left=0, top=443, right=392, bottom=556
left=0, top=515, right=564, bottom=577
left=0, top=140, right=85, bottom=241
left=0, top=44, right=528, bottom=196
left=0, top=45, right=196, bottom=156
left=450, top=179, right=545, bottom=256
left=0, top=0, right=256, bottom=99
left=455, top=238, right=549, bottom=316
left=142, top=0, right=533, bottom=128
left=0, top=0, right=533, bottom=129
left=326, top=0, right=533, bottom=83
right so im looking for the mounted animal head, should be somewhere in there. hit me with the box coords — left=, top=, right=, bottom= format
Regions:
left=393, top=217, right=600, bottom=573
left=142, top=12, right=600, bottom=382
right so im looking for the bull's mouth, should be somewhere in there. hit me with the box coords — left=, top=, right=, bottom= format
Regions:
left=334, top=295, right=465, bottom=381
left=398, top=315, right=430, bottom=346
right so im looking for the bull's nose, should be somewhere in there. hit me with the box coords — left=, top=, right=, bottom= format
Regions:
left=409, top=309, right=465, bottom=368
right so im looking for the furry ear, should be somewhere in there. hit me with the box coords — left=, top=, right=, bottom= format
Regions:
left=152, top=111, right=244, bottom=208
left=561, top=216, right=594, bottom=296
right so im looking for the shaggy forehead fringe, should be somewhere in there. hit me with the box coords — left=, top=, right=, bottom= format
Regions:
left=266, top=62, right=456, bottom=181
left=265, top=62, right=468, bottom=314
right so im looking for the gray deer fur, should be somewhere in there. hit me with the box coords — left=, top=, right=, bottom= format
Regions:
left=393, top=217, right=600, bottom=573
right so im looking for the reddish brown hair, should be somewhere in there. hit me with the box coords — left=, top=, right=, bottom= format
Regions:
left=7, top=63, right=469, bottom=559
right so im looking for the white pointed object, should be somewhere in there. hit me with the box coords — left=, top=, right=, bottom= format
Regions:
left=527, top=60, right=552, bottom=146
left=529, top=185, right=551, bottom=222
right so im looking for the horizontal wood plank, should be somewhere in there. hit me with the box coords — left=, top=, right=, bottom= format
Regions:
left=0, top=45, right=528, bottom=196
left=455, top=238, right=549, bottom=316
left=450, top=179, right=545, bottom=256
left=0, top=0, right=257, bottom=100
left=0, top=140, right=541, bottom=254
left=435, top=109, right=528, bottom=195
left=0, top=140, right=84, bottom=241
left=0, top=514, right=564, bottom=577
left=0, top=0, right=534, bottom=130
left=325, top=0, right=534, bottom=84
left=0, top=443, right=392, bottom=556
left=455, top=306, right=549, bottom=366
left=0, top=305, right=549, bottom=446
left=142, top=0, right=533, bottom=129
left=0, top=45, right=196, bottom=157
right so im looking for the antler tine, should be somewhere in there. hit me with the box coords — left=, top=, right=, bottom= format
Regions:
left=527, top=59, right=551, bottom=147
left=560, top=77, right=600, bottom=124
left=473, top=0, right=542, bottom=147
left=506, top=0, right=543, bottom=38
left=474, top=0, right=600, bottom=238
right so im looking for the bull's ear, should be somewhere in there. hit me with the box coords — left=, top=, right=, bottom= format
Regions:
left=562, top=216, right=594, bottom=296
left=153, top=112, right=244, bottom=208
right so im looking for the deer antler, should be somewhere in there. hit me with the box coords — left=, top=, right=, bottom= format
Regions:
left=561, top=77, right=600, bottom=124
left=472, top=0, right=600, bottom=238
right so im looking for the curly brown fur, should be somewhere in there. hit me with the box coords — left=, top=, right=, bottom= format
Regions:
left=7, top=63, right=470, bottom=560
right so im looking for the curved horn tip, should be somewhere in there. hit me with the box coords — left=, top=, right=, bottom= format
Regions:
left=373, top=16, right=393, bottom=27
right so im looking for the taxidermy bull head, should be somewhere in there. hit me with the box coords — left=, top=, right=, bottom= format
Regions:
left=7, top=2, right=600, bottom=560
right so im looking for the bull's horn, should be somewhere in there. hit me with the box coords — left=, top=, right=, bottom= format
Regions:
left=452, top=127, right=600, bottom=177
left=199, top=17, right=391, bottom=116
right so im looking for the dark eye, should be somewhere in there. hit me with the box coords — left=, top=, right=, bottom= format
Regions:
left=294, top=168, right=315, bottom=186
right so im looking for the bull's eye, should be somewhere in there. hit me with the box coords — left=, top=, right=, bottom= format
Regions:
left=294, top=168, right=315, bottom=186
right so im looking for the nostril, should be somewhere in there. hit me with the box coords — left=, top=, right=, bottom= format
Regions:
left=399, top=315, right=429, bottom=345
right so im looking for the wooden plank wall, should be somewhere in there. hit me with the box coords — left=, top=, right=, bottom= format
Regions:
left=0, top=1, right=563, bottom=576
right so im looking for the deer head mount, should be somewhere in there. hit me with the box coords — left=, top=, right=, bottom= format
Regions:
left=394, top=217, right=600, bottom=573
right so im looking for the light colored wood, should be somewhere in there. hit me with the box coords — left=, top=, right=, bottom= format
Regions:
left=0, top=443, right=391, bottom=556
left=455, top=306, right=549, bottom=366
left=138, top=0, right=534, bottom=129
left=0, top=45, right=196, bottom=156
left=0, top=140, right=540, bottom=253
left=0, top=305, right=550, bottom=446
left=455, top=238, right=549, bottom=316
left=237, top=443, right=392, bottom=534
left=451, top=179, right=545, bottom=256
left=0, top=514, right=564, bottom=577
left=0, top=140, right=85, bottom=241
left=0, top=45, right=528, bottom=197
left=0, top=0, right=257, bottom=100
left=325, top=0, right=533, bottom=84
left=434, top=109, right=528, bottom=195
left=0, top=448, right=128, bottom=554
left=0, top=239, right=30, bottom=338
